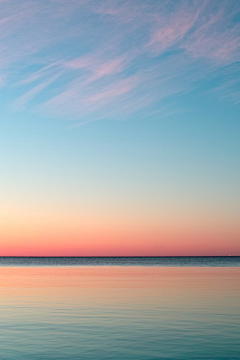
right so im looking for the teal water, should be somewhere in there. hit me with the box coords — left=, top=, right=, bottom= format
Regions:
left=0, top=260, right=240, bottom=359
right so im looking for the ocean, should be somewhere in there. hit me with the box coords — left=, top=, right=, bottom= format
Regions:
left=0, top=257, right=239, bottom=359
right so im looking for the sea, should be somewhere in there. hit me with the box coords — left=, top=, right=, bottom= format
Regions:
left=0, top=257, right=239, bottom=360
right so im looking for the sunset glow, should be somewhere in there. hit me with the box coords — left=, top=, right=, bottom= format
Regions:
left=0, top=0, right=239, bottom=256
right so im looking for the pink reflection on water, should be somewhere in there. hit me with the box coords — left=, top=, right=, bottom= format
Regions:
left=0, top=267, right=239, bottom=311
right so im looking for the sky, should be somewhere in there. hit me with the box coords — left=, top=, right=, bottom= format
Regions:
left=0, top=0, right=240, bottom=256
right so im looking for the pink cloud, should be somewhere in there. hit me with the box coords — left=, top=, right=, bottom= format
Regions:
left=1, top=0, right=239, bottom=122
left=95, top=1, right=144, bottom=24
left=65, top=56, right=93, bottom=70
left=185, top=30, right=240, bottom=62
left=93, top=57, right=126, bottom=77
left=86, top=76, right=138, bottom=104
left=66, top=55, right=127, bottom=79
left=148, top=10, right=200, bottom=54
left=37, top=73, right=141, bottom=121
left=182, top=8, right=240, bottom=62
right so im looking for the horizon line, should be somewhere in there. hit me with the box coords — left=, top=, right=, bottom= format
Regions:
left=0, top=255, right=239, bottom=258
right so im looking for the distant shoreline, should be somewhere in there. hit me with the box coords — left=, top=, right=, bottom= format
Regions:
left=0, top=256, right=239, bottom=267
left=0, top=256, right=239, bottom=258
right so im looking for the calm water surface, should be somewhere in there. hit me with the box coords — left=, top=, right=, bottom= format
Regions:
left=0, top=258, right=239, bottom=359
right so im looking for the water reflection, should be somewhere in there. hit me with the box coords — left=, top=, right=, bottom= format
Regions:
left=0, top=267, right=239, bottom=359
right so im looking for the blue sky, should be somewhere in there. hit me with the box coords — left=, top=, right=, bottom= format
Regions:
left=0, top=0, right=240, bottom=255
left=1, top=0, right=239, bottom=123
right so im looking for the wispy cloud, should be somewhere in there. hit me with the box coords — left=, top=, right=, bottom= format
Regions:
left=182, top=3, right=240, bottom=62
left=65, top=54, right=129, bottom=83
left=147, top=5, right=201, bottom=54
left=37, top=73, right=141, bottom=121
left=207, top=62, right=240, bottom=104
left=0, top=0, right=239, bottom=123
left=13, top=70, right=65, bottom=111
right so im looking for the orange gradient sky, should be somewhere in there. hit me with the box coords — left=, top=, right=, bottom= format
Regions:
left=1, top=198, right=239, bottom=256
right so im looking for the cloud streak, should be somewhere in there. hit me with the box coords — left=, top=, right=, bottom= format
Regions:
left=0, top=0, right=239, bottom=122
